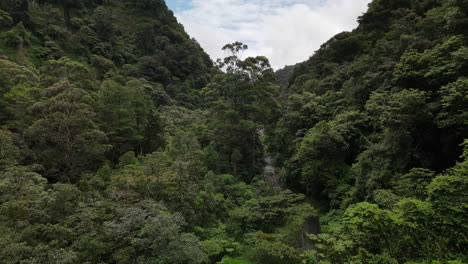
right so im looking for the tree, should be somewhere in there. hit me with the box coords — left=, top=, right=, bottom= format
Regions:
left=104, top=201, right=207, bottom=264
left=0, top=131, right=21, bottom=169
left=96, top=79, right=150, bottom=160
left=0, top=9, right=13, bottom=28
left=295, top=120, right=350, bottom=200
left=426, top=140, right=468, bottom=257
left=0, top=58, right=39, bottom=127
left=394, top=168, right=435, bottom=199
left=291, top=111, right=364, bottom=204
left=26, top=81, right=109, bottom=182
left=3, top=83, right=41, bottom=131
left=342, top=202, right=396, bottom=256
left=437, top=78, right=468, bottom=135
left=202, top=42, right=279, bottom=180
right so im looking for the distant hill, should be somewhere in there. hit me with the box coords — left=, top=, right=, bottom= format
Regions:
left=275, top=64, right=297, bottom=88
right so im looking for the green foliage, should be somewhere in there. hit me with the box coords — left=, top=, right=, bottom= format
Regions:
left=0, top=0, right=466, bottom=263
left=271, top=0, right=468, bottom=263
left=90, top=55, right=114, bottom=77
left=426, top=145, right=468, bottom=254
left=0, top=58, right=38, bottom=90
left=96, top=78, right=158, bottom=160
left=394, top=168, right=435, bottom=199
left=295, top=120, right=351, bottom=200
left=0, top=131, right=20, bottom=168
left=219, top=257, right=253, bottom=264
left=304, top=143, right=468, bottom=264
left=394, top=36, right=467, bottom=89
left=26, top=81, right=110, bottom=182
left=104, top=201, right=207, bottom=264
left=202, top=42, right=279, bottom=180
left=3, top=22, right=31, bottom=48
left=0, top=9, right=13, bottom=27
left=230, top=189, right=313, bottom=233
left=437, top=77, right=468, bottom=133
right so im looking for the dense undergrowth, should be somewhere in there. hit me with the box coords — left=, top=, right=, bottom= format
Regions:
left=0, top=0, right=466, bottom=263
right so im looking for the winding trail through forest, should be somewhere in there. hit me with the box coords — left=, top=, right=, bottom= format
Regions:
left=260, top=129, right=320, bottom=249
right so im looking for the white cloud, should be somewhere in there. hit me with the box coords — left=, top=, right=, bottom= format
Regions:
left=174, top=0, right=371, bottom=69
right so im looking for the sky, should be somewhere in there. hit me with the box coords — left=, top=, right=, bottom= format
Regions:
left=166, top=0, right=372, bottom=69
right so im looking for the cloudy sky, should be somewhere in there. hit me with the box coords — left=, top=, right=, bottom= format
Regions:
left=166, top=0, right=371, bottom=69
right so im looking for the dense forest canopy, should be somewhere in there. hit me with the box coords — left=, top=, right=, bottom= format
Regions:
left=0, top=0, right=466, bottom=263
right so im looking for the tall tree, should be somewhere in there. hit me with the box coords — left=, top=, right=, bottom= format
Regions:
left=26, top=80, right=109, bottom=182
left=202, top=42, right=279, bottom=180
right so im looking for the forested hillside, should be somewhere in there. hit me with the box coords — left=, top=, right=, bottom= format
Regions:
left=0, top=0, right=466, bottom=263
left=269, top=0, right=468, bottom=262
